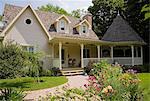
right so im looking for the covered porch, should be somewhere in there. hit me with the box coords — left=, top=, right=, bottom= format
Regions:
left=48, top=37, right=143, bottom=70
left=83, top=45, right=143, bottom=67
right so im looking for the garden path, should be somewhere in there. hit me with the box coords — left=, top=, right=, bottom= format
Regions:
left=24, top=75, right=88, bottom=101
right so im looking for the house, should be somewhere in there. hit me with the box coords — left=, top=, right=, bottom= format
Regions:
left=0, top=4, right=146, bottom=73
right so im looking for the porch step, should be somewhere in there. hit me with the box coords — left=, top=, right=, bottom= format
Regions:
left=61, top=68, right=84, bottom=76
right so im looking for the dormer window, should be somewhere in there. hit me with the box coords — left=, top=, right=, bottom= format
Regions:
left=55, top=15, right=71, bottom=33
left=82, top=25, right=86, bottom=33
left=74, top=19, right=91, bottom=35
left=60, top=20, right=65, bottom=31
left=82, top=23, right=88, bottom=34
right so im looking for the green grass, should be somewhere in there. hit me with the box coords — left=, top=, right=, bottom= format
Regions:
left=0, top=77, right=68, bottom=91
left=138, top=73, right=150, bottom=101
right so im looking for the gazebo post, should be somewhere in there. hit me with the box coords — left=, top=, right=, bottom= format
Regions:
left=97, top=45, right=100, bottom=60
left=131, top=45, right=134, bottom=66
left=141, top=46, right=143, bottom=64
left=111, top=46, right=114, bottom=63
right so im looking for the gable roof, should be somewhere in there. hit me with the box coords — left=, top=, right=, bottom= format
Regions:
left=1, top=4, right=99, bottom=40
left=102, top=15, right=145, bottom=44
left=0, top=5, right=51, bottom=39
left=74, top=19, right=92, bottom=29
left=55, top=15, right=71, bottom=23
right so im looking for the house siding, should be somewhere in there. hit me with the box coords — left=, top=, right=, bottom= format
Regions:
left=3, top=8, right=51, bottom=55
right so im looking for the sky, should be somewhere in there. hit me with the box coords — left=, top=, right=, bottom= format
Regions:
left=0, top=0, right=93, bottom=15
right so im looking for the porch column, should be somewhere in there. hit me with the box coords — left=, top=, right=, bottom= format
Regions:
left=111, top=46, right=114, bottom=63
left=97, top=45, right=100, bottom=59
left=59, top=42, right=62, bottom=70
left=141, top=46, right=143, bottom=64
left=52, top=44, right=54, bottom=58
left=80, top=44, right=84, bottom=68
left=131, top=45, right=134, bottom=66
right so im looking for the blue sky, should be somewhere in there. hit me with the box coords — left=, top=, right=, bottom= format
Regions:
left=0, top=0, right=93, bottom=15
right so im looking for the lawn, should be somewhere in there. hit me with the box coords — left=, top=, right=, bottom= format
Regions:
left=0, top=76, right=68, bottom=91
left=138, top=73, right=150, bottom=101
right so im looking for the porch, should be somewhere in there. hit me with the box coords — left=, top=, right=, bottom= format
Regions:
left=48, top=38, right=143, bottom=70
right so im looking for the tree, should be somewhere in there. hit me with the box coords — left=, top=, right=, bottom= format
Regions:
left=71, top=9, right=86, bottom=18
left=88, top=0, right=125, bottom=37
left=141, top=4, right=150, bottom=20
left=38, top=4, right=71, bottom=16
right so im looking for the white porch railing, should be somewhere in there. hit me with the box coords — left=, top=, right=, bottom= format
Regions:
left=83, top=58, right=113, bottom=67
left=44, top=57, right=142, bottom=69
left=134, top=57, right=143, bottom=65
left=83, top=57, right=142, bottom=67
left=113, top=57, right=132, bottom=65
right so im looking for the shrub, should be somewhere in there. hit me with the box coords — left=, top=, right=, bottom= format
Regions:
left=0, top=88, right=25, bottom=101
left=0, top=42, right=42, bottom=79
left=122, top=64, right=150, bottom=73
left=84, top=60, right=143, bottom=101
left=0, top=43, right=29, bottom=79
left=50, top=67, right=61, bottom=76
left=84, top=60, right=95, bottom=75
left=40, top=69, right=52, bottom=77
left=38, top=84, right=101, bottom=101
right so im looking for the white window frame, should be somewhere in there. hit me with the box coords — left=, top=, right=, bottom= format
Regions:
left=22, top=46, right=34, bottom=53
left=24, top=18, right=33, bottom=25
left=81, top=23, right=89, bottom=34
left=60, top=19, right=65, bottom=31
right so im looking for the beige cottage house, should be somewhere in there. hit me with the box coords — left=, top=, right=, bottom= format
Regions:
left=0, top=4, right=145, bottom=74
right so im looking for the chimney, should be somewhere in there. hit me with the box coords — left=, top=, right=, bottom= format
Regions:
left=82, top=12, right=92, bottom=25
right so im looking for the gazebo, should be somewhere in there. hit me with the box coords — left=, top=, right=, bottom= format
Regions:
left=101, top=14, right=146, bottom=66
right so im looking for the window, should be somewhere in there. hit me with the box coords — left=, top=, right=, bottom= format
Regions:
left=82, top=25, right=86, bottom=33
left=22, top=46, right=34, bottom=53
left=25, top=19, right=32, bottom=25
left=60, top=20, right=65, bottom=30
left=29, top=47, right=34, bottom=53
left=83, top=49, right=90, bottom=58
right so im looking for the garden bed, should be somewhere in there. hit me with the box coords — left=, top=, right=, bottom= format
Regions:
left=0, top=77, right=68, bottom=91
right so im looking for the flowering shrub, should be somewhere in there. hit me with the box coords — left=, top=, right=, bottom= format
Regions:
left=39, top=61, right=143, bottom=101
left=38, top=84, right=101, bottom=101
left=84, top=60, right=143, bottom=101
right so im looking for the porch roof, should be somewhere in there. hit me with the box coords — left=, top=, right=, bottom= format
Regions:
left=49, top=36, right=146, bottom=46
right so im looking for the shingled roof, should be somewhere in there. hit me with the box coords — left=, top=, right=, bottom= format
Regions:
left=1, top=4, right=99, bottom=40
left=102, top=15, right=145, bottom=44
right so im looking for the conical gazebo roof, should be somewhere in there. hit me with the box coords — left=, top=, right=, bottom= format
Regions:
left=102, top=15, right=145, bottom=44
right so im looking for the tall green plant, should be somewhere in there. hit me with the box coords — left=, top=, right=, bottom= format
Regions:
left=0, top=43, right=28, bottom=79
left=0, top=42, right=42, bottom=79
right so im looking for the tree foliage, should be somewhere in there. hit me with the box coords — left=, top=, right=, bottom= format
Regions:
left=88, top=0, right=125, bottom=37
left=38, top=4, right=71, bottom=16
left=141, top=4, right=150, bottom=20
left=71, top=9, right=86, bottom=18
left=38, top=4, right=83, bottom=18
